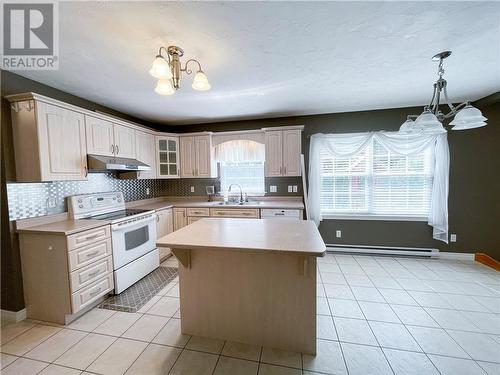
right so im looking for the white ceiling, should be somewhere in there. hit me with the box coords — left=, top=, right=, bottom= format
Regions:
left=14, top=1, right=500, bottom=125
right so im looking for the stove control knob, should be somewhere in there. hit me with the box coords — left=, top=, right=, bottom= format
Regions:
left=117, top=199, right=122, bottom=203
left=78, top=204, right=83, bottom=208
left=78, top=199, right=82, bottom=203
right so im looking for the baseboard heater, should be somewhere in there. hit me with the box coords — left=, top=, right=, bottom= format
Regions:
left=326, top=244, right=439, bottom=257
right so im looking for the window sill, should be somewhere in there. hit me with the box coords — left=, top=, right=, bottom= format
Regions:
left=321, top=214, right=428, bottom=222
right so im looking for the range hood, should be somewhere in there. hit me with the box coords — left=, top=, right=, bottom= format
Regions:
left=87, top=155, right=151, bottom=172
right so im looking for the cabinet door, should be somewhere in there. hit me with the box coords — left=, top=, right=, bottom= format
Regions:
left=179, top=137, right=195, bottom=178
left=282, top=130, right=302, bottom=176
left=195, top=135, right=212, bottom=178
left=156, top=137, right=179, bottom=178
left=36, top=102, right=87, bottom=181
left=265, top=131, right=283, bottom=177
left=85, top=116, right=114, bottom=156
left=136, top=131, right=156, bottom=179
left=156, top=210, right=167, bottom=238
left=173, top=208, right=187, bottom=231
left=165, top=209, right=174, bottom=234
left=113, top=124, right=136, bottom=158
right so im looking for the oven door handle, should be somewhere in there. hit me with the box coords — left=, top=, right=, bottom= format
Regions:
left=111, top=215, right=155, bottom=232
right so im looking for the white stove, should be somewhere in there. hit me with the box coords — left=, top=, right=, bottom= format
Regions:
left=69, top=192, right=159, bottom=294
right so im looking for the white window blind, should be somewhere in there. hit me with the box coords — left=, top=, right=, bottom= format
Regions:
left=320, top=138, right=434, bottom=217
left=220, top=161, right=265, bottom=194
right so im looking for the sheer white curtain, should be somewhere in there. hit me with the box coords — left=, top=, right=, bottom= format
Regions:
left=308, top=131, right=450, bottom=243
left=214, top=140, right=265, bottom=162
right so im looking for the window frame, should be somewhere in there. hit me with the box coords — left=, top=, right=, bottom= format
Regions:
left=218, top=160, right=266, bottom=196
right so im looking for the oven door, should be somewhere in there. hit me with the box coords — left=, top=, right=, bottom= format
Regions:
left=111, top=214, right=157, bottom=270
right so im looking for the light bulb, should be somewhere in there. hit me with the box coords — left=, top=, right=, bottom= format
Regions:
left=155, top=79, right=175, bottom=96
left=192, top=71, right=211, bottom=91
left=149, top=56, right=172, bottom=80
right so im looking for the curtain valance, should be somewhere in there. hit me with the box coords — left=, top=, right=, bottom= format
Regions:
left=212, top=131, right=265, bottom=147
left=214, top=139, right=265, bottom=163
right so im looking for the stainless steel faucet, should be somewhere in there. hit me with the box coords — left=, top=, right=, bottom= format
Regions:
left=228, top=184, right=245, bottom=204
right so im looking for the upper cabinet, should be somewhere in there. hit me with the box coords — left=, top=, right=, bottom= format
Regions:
left=85, top=116, right=135, bottom=159
left=265, top=128, right=302, bottom=177
left=85, top=116, right=114, bottom=156
left=156, top=136, right=179, bottom=178
left=135, top=131, right=157, bottom=179
left=9, top=99, right=87, bottom=182
left=113, top=124, right=135, bottom=158
left=179, top=134, right=215, bottom=178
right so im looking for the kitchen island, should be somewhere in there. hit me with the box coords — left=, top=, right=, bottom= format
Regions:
left=157, top=218, right=326, bottom=354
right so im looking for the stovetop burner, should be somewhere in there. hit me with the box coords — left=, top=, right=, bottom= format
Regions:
left=83, top=208, right=151, bottom=221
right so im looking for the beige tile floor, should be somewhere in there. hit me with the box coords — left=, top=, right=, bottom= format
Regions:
left=1, top=254, right=499, bottom=375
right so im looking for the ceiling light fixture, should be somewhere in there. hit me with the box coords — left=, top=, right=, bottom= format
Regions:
left=150, top=45, right=211, bottom=95
left=399, top=51, right=487, bottom=134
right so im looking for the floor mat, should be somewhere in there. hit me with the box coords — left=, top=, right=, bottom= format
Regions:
left=99, top=266, right=178, bottom=313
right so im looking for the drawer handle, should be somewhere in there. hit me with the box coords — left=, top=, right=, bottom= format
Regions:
left=275, top=213, right=285, bottom=216
left=80, top=234, right=100, bottom=242
left=193, top=211, right=202, bottom=214
left=86, top=251, right=99, bottom=257
left=89, top=287, right=102, bottom=297
left=88, top=270, right=101, bottom=277
left=243, top=213, right=251, bottom=216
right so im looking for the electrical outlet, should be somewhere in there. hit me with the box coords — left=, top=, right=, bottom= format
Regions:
left=293, top=185, right=298, bottom=193
left=47, top=197, right=57, bottom=208
left=270, top=185, right=277, bottom=193
left=336, top=230, right=342, bottom=238
left=288, top=185, right=293, bottom=193
left=450, top=234, right=457, bottom=242
left=190, top=186, right=195, bottom=193
left=145, top=188, right=150, bottom=195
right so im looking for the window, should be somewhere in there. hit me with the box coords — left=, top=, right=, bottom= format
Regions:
left=215, top=139, right=266, bottom=195
left=320, top=138, right=434, bottom=218
left=219, top=161, right=265, bottom=195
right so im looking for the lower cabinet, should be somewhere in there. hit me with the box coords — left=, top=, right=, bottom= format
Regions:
left=173, top=208, right=188, bottom=231
left=156, top=208, right=174, bottom=261
left=19, top=225, right=114, bottom=325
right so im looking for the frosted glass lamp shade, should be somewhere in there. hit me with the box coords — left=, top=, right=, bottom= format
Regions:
left=192, top=71, right=211, bottom=91
left=155, top=79, right=175, bottom=96
left=450, top=104, right=487, bottom=130
left=150, top=56, right=172, bottom=80
left=415, top=109, right=446, bottom=133
left=399, top=119, right=422, bottom=133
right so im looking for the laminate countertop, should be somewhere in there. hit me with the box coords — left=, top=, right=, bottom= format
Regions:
left=130, top=199, right=305, bottom=211
left=157, top=218, right=325, bottom=257
left=16, top=219, right=110, bottom=235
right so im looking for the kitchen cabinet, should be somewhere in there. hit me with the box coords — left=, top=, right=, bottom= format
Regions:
left=113, top=123, right=136, bottom=158
left=85, top=116, right=114, bottom=156
left=18, top=225, right=114, bottom=324
left=156, top=208, right=174, bottom=260
left=9, top=100, right=87, bottom=182
left=156, top=136, right=179, bottom=178
left=265, top=129, right=302, bottom=177
left=179, top=135, right=215, bottom=178
left=135, top=131, right=157, bottom=179
left=173, top=208, right=188, bottom=231
left=85, top=115, right=136, bottom=159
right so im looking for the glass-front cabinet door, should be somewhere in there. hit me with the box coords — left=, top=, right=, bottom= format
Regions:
left=156, top=136, right=180, bottom=178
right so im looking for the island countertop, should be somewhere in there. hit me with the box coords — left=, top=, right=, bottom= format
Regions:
left=157, top=218, right=326, bottom=257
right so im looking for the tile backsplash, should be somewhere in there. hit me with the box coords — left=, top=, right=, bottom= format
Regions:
left=6, top=173, right=166, bottom=221
left=7, top=173, right=303, bottom=221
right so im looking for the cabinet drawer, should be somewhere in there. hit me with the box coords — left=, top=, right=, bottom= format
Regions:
left=186, top=208, right=210, bottom=217
left=68, top=238, right=112, bottom=271
left=67, top=226, right=110, bottom=250
left=70, top=256, right=113, bottom=292
left=210, top=208, right=260, bottom=218
left=187, top=216, right=202, bottom=225
left=71, top=273, right=114, bottom=313
left=261, top=209, right=301, bottom=219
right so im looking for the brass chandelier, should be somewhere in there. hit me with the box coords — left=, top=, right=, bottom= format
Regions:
left=149, top=45, right=211, bottom=95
